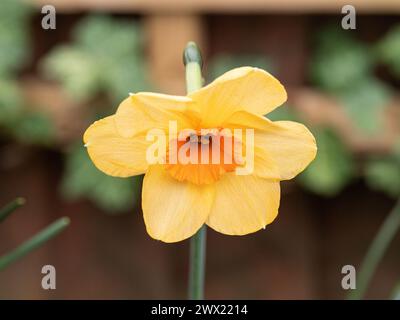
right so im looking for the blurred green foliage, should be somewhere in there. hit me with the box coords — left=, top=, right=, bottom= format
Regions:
left=311, top=27, right=373, bottom=92
left=307, top=24, right=400, bottom=197
left=338, top=78, right=391, bottom=134
left=365, top=141, right=400, bottom=198
left=298, top=128, right=355, bottom=196
left=0, top=79, right=24, bottom=127
left=0, top=0, right=32, bottom=77
left=0, top=0, right=54, bottom=145
left=61, top=145, right=142, bottom=213
left=41, top=15, right=150, bottom=105
left=40, top=15, right=150, bottom=213
left=311, top=25, right=391, bottom=135
left=391, top=282, right=400, bottom=300
left=377, top=25, right=400, bottom=77
left=363, top=24, right=400, bottom=198
left=12, top=112, right=54, bottom=145
left=0, top=78, right=55, bottom=145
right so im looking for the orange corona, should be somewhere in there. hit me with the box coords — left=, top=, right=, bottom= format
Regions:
left=165, top=129, right=240, bottom=185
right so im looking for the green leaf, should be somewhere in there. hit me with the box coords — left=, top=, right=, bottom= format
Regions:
left=365, top=156, right=400, bottom=197
left=40, top=15, right=149, bottom=104
left=376, top=24, right=400, bottom=78
left=40, top=46, right=101, bottom=102
left=393, top=139, right=400, bottom=159
left=0, top=0, right=32, bottom=23
left=0, top=79, right=24, bottom=127
left=391, top=282, right=400, bottom=300
left=12, top=111, right=54, bottom=145
left=298, top=128, right=355, bottom=196
left=347, top=198, right=400, bottom=300
left=0, top=217, right=70, bottom=271
left=0, top=79, right=55, bottom=145
left=61, top=144, right=142, bottom=214
left=0, top=197, right=25, bottom=223
left=73, top=15, right=142, bottom=60
left=0, top=0, right=32, bottom=77
left=310, top=26, right=372, bottom=92
left=338, top=78, right=391, bottom=135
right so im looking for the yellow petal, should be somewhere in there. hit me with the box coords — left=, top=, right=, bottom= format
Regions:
left=142, top=165, right=214, bottom=243
left=189, top=67, right=287, bottom=127
left=83, top=115, right=150, bottom=177
left=206, top=173, right=280, bottom=235
left=115, top=92, right=198, bottom=138
left=224, top=111, right=317, bottom=180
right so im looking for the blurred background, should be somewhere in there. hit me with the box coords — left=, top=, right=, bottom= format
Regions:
left=1, top=0, right=400, bottom=299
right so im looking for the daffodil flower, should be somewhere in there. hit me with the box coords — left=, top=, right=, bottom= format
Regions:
left=84, top=67, right=317, bottom=243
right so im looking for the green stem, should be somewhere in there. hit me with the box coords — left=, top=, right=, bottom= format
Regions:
left=0, top=197, right=25, bottom=223
left=184, top=41, right=206, bottom=300
left=390, top=281, right=400, bottom=300
left=189, top=226, right=207, bottom=299
left=0, top=217, right=70, bottom=271
left=184, top=42, right=203, bottom=94
left=185, top=62, right=203, bottom=94
left=348, top=198, right=400, bottom=299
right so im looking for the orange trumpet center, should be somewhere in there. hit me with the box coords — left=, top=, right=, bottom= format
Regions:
left=165, top=129, right=241, bottom=185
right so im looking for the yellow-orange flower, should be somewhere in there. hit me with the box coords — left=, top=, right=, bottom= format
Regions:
left=83, top=67, right=317, bottom=242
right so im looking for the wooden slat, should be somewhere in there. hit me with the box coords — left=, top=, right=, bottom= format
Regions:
left=32, top=0, right=400, bottom=14
left=144, top=15, right=206, bottom=95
